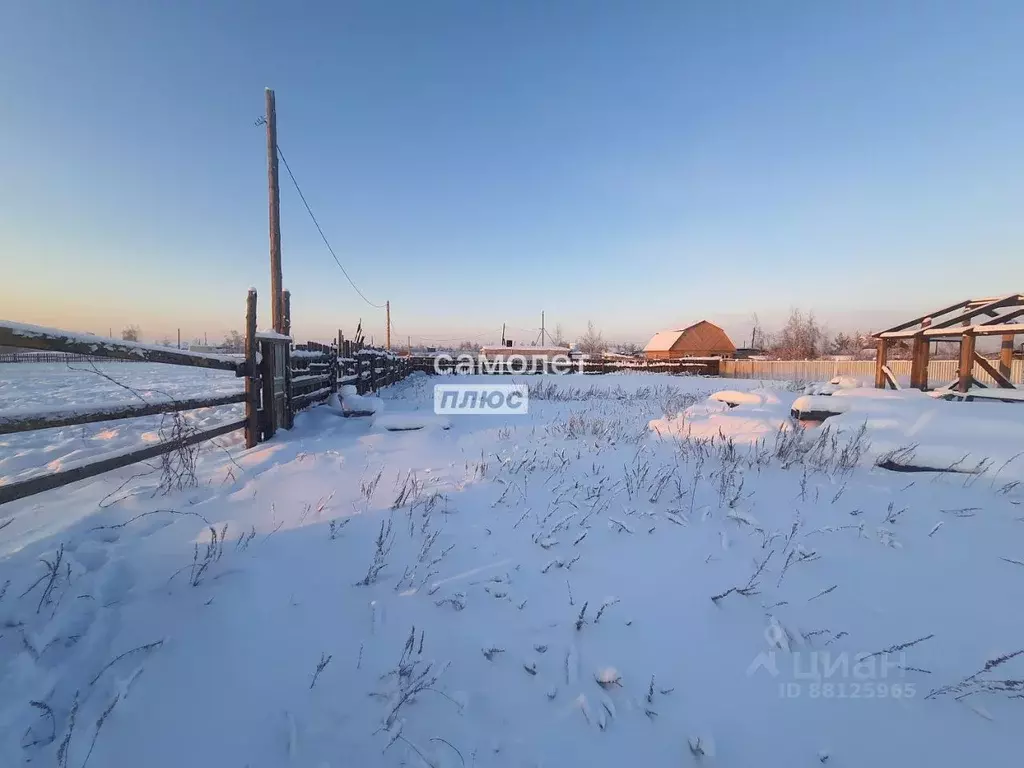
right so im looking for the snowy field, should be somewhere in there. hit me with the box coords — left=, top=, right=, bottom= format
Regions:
left=1, top=370, right=1023, bottom=767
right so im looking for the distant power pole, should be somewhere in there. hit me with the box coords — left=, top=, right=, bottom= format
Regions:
left=266, top=88, right=284, bottom=333
left=541, top=311, right=545, bottom=346
left=386, top=301, right=391, bottom=351
left=177, top=328, right=181, bottom=349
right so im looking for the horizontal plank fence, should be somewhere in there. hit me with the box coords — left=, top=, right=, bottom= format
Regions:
left=1, top=296, right=417, bottom=506
left=719, top=358, right=1024, bottom=387
left=0, top=293, right=259, bottom=506
left=0, top=393, right=247, bottom=435
left=0, top=352, right=153, bottom=364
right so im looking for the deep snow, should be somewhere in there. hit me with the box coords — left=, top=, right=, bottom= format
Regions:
left=1, top=370, right=1023, bottom=768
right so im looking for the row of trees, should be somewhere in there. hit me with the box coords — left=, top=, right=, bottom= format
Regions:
left=750, top=310, right=873, bottom=360
left=119, top=325, right=246, bottom=353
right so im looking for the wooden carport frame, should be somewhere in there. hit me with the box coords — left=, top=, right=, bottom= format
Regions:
left=873, top=295, right=1024, bottom=392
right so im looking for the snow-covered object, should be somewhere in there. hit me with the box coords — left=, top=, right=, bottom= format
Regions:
left=709, top=390, right=780, bottom=408
left=290, top=349, right=329, bottom=360
left=790, top=395, right=853, bottom=418
left=254, top=330, right=291, bottom=341
left=341, top=389, right=384, bottom=415
left=372, top=413, right=450, bottom=431
left=651, top=391, right=792, bottom=442
left=804, top=376, right=862, bottom=395
left=595, top=666, right=621, bottom=687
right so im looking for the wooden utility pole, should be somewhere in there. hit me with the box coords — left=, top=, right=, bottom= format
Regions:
left=386, top=301, right=391, bottom=351
left=541, top=311, right=545, bottom=345
left=266, top=88, right=284, bottom=333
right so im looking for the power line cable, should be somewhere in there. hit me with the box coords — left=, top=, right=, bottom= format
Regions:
left=276, top=144, right=386, bottom=309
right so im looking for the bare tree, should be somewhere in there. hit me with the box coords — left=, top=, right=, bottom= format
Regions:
left=768, top=309, right=826, bottom=359
left=121, top=325, right=141, bottom=342
left=223, top=330, right=244, bottom=353
left=577, top=321, right=607, bottom=357
left=615, top=341, right=642, bottom=356
left=549, top=324, right=568, bottom=347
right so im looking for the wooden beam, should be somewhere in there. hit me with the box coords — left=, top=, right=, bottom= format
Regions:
left=910, top=337, right=930, bottom=390
left=927, top=294, right=1022, bottom=331
left=875, top=298, right=973, bottom=335
left=874, top=338, right=888, bottom=388
left=958, top=331, right=977, bottom=392
left=980, top=307, right=1024, bottom=326
left=0, top=419, right=246, bottom=506
left=973, top=352, right=1015, bottom=389
left=881, top=365, right=900, bottom=390
left=0, top=393, right=246, bottom=435
left=0, top=323, right=242, bottom=372
left=921, top=323, right=1024, bottom=338
left=1000, top=334, right=1015, bottom=381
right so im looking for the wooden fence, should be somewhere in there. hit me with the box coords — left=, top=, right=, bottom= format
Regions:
left=0, top=293, right=412, bottom=506
left=719, top=358, right=1024, bottom=387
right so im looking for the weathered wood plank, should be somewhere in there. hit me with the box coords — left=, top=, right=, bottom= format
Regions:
left=290, top=387, right=333, bottom=411
left=972, top=352, right=1015, bottom=389
left=244, top=288, right=259, bottom=449
left=881, top=365, right=900, bottom=390
left=874, top=339, right=888, bottom=388
left=1000, top=333, right=1016, bottom=381
left=0, top=393, right=246, bottom=435
left=0, top=419, right=246, bottom=506
left=958, top=331, right=977, bottom=392
left=0, top=322, right=243, bottom=372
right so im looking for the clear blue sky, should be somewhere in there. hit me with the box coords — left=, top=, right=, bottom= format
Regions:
left=3, top=0, right=1023, bottom=347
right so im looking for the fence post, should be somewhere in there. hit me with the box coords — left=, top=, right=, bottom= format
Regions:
left=244, top=289, right=259, bottom=449
left=282, top=290, right=292, bottom=337
left=331, top=337, right=339, bottom=395
left=958, top=331, right=976, bottom=393
left=284, top=340, right=294, bottom=429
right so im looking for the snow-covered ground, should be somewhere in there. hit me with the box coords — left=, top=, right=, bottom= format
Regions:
left=1, top=371, right=1023, bottom=767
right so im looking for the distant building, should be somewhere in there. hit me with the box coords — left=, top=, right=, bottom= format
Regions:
left=643, top=321, right=736, bottom=360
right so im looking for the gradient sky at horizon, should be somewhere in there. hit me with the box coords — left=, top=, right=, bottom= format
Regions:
left=2, top=0, right=1023, bottom=347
